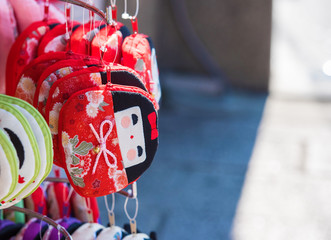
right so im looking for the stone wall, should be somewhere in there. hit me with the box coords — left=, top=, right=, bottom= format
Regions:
left=102, top=0, right=272, bottom=91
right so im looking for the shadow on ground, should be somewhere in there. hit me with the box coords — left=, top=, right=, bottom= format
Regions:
left=98, top=79, right=268, bottom=240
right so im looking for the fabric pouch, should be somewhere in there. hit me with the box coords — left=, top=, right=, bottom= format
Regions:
left=14, top=51, right=87, bottom=104
left=46, top=182, right=71, bottom=220
left=0, top=94, right=53, bottom=202
left=37, top=22, right=81, bottom=56
left=69, top=21, right=106, bottom=55
left=45, top=65, right=148, bottom=167
left=91, top=23, right=130, bottom=63
left=71, top=223, right=104, bottom=240
left=42, top=217, right=81, bottom=240
left=58, top=84, right=158, bottom=197
left=6, top=21, right=59, bottom=96
left=34, top=57, right=101, bottom=116
left=0, top=128, right=18, bottom=203
left=0, top=101, right=40, bottom=209
left=121, top=34, right=161, bottom=103
left=96, top=225, right=128, bottom=240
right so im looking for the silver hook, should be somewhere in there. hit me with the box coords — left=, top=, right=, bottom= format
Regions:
left=122, top=0, right=139, bottom=20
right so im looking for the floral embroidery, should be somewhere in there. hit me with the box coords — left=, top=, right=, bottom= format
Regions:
left=49, top=102, right=63, bottom=134
left=44, top=35, right=67, bottom=53
left=86, top=104, right=98, bottom=118
left=15, top=76, right=36, bottom=103
left=62, top=132, right=94, bottom=187
left=52, top=87, right=60, bottom=99
left=108, top=168, right=128, bottom=190
left=89, top=73, right=101, bottom=84
left=85, top=91, right=109, bottom=118
left=105, top=33, right=119, bottom=49
left=56, top=67, right=73, bottom=78
left=25, top=38, right=39, bottom=59
left=38, top=80, right=51, bottom=104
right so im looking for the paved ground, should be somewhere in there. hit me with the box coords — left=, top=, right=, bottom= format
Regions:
left=97, top=75, right=267, bottom=239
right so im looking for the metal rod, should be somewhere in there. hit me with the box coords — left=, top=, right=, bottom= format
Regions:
left=44, top=177, right=135, bottom=198
left=57, top=0, right=107, bottom=22
left=7, top=206, right=72, bottom=240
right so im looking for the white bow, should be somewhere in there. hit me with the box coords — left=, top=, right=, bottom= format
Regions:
left=89, top=120, right=117, bottom=174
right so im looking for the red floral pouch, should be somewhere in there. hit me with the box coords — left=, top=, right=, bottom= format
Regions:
left=34, top=57, right=101, bottom=116
left=121, top=34, right=161, bottom=103
left=69, top=21, right=106, bottom=55
left=58, top=84, right=158, bottom=197
left=6, top=21, right=59, bottom=96
left=37, top=22, right=81, bottom=56
left=14, top=51, right=88, bottom=104
left=90, top=23, right=130, bottom=63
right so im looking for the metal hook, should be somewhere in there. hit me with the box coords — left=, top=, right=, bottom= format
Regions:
left=122, top=0, right=139, bottom=20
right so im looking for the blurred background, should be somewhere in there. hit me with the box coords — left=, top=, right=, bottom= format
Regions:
left=63, top=0, right=331, bottom=239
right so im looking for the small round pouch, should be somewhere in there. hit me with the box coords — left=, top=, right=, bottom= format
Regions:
left=0, top=219, right=23, bottom=240
left=0, top=101, right=40, bottom=209
left=70, top=192, right=100, bottom=223
left=0, top=94, right=53, bottom=201
left=34, top=57, right=101, bottom=116
left=123, top=233, right=151, bottom=240
left=45, top=67, right=103, bottom=167
left=46, top=182, right=71, bottom=220
left=42, top=217, right=81, bottom=240
left=121, top=34, right=161, bottom=104
left=0, top=128, right=18, bottom=203
left=37, top=22, right=81, bottom=56
left=69, top=21, right=106, bottom=55
left=58, top=84, right=158, bottom=197
left=14, top=51, right=87, bottom=104
left=23, top=185, right=47, bottom=218
left=15, top=217, right=48, bottom=240
left=71, top=223, right=104, bottom=240
left=6, top=21, right=59, bottom=96
left=46, top=65, right=148, bottom=168
left=91, top=23, right=130, bottom=63
left=96, top=225, right=127, bottom=240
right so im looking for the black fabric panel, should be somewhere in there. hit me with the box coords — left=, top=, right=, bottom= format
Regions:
left=96, top=228, right=103, bottom=236
left=49, top=23, right=60, bottom=30
left=119, top=25, right=131, bottom=40
left=72, top=24, right=81, bottom=32
left=4, top=128, right=24, bottom=169
left=0, top=223, right=24, bottom=240
left=146, top=37, right=154, bottom=50
left=112, top=91, right=158, bottom=183
left=100, top=71, right=147, bottom=91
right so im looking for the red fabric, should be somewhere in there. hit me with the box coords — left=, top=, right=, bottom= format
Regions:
left=68, top=21, right=104, bottom=55
left=34, top=57, right=100, bottom=116
left=46, top=182, right=71, bottom=220
left=91, top=24, right=124, bottom=63
left=14, top=51, right=87, bottom=104
left=29, top=186, right=47, bottom=215
left=45, top=67, right=103, bottom=167
left=6, top=21, right=51, bottom=96
left=121, top=34, right=152, bottom=93
left=58, top=85, right=129, bottom=197
left=37, top=21, right=80, bottom=56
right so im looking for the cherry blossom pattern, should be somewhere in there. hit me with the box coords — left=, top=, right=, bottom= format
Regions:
left=15, top=76, right=36, bottom=103
left=49, top=102, right=63, bottom=135
left=62, top=132, right=94, bottom=187
left=85, top=91, right=109, bottom=118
